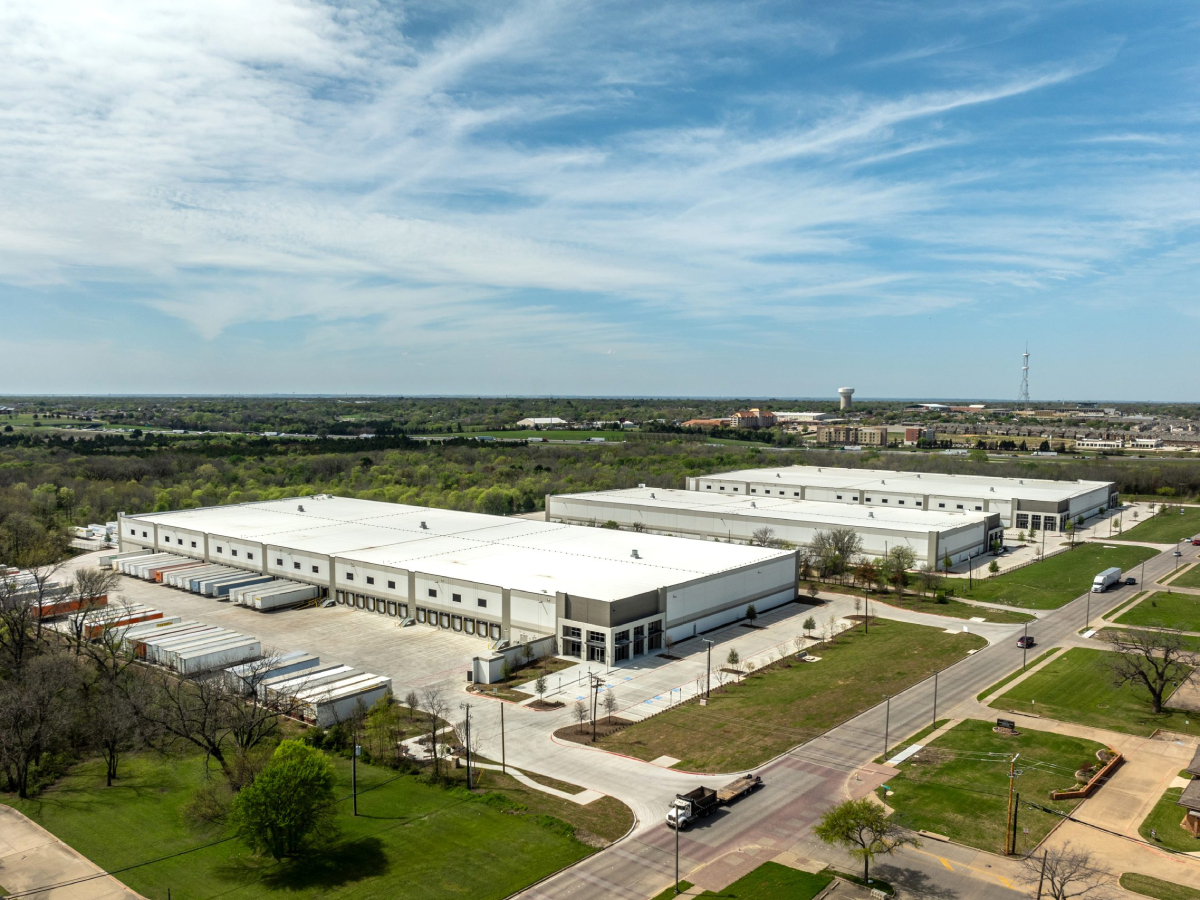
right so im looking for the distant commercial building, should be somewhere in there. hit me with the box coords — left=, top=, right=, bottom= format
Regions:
left=1130, top=438, right=1163, bottom=449
left=686, top=466, right=1117, bottom=531
left=774, top=412, right=831, bottom=423
left=729, top=408, right=777, bottom=429
left=1074, top=438, right=1125, bottom=451
left=120, top=496, right=795, bottom=665
left=681, top=418, right=730, bottom=429
left=516, top=417, right=568, bottom=428
left=816, top=425, right=888, bottom=446
left=547, top=488, right=1001, bottom=567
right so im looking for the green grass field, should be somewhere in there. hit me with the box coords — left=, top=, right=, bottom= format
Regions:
left=976, top=648, right=1061, bottom=701
left=651, top=863, right=833, bottom=900
left=1139, top=785, right=1200, bottom=853
left=957, top=543, right=1158, bottom=609
left=1115, top=592, right=1200, bottom=631
left=1121, top=873, right=1200, bottom=900
left=1169, top=565, right=1200, bottom=590
left=881, top=719, right=1105, bottom=853
left=3, top=752, right=608, bottom=900
left=599, top=619, right=985, bottom=772
left=989, top=647, right=1191, bottom=735
left=873, top=590, right=1035, bottom=624
left=1115, top=507, right=1200, bottom=544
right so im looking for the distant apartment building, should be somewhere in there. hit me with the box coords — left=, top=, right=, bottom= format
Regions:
left=728, top=408, right=777, bottom=429
left=816, top=425, right=887, bottom=446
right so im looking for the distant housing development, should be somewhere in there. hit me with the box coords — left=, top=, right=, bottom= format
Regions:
left=547, top=487, right=1001, bottom=567
left=119, top=497, right=795, bottom=665
left=686, top=466, right=1117, bottom=531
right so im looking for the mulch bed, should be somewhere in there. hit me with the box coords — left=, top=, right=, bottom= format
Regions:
left=526, top=699, right=565, bottom=710
left=845, top=615, right=880, bottom=625
left=553, top=717, right=635, bottom=745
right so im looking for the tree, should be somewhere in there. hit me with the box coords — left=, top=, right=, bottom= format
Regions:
left=404, top=690, right=419, bottom=721
left=662, top=633, right=675, bottom=657
left=989, top=559, right=1000, bottom=574
left=62, top=567, right=121, bottom=656
left=534, top=673, right=547, bottom=704
left=745, top=603, right=758, bottom=626
left=572, top=699, right=588, bottom=733
left=0, top=559, right=62, bottom=678
left=803, top=616, right=816, bottom=637
left=84, top=674, right=142, bottom=787
left=602, top=690, right=617, bottom=722
left=0, top=653, right=80, bottom=798
left=751, top=526, right=776, bottom=547
left=420, top=685, right=448, bottom=777
left=1020, top=843, right=1114, bottom=900
left=887, top=544, right=916, bottom=576
left=814, top=798, right=920, bottom=883
left=855, top=560, right=877, bottom=590
left=726, top=648, right=741, bottom=673
left=941, top=553, right=952, bottom=572
left=806, top=582, right=819, bottom=601
left=916, top=564, right=941, bottom=595
left=228, top=740, right=337, bottom=859
left=1064, top=520, right=1076, bottom=547
left=1105, top=628, right=1196, bottom=714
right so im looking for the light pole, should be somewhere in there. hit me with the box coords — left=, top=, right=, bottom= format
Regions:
left=674, top=810, right=680, bottom=894
left=352, top=735, right=360, bottom=816
left=883, top=694, right=891, bottom=760
left=932, top=669, right=939, bottom=729
left=459, top=702, right=473, bottom=789
left=1085, top=590, right=1091, bottom=632
left=703, top=638, right=714, bottom=699
left=1022, top=623, right=1029, bottom=670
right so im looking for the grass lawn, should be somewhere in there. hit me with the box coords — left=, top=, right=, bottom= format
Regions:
left=3, top=751, right=605, bottom=900
left=1115, top=592, right=1200, bottom=631
left=990, top=647, right=1191, bottom=736
left=957, top=543, right=1158, bottom=609
left=975, top=648, right=1061, bottom=701
left=1169, top=565, right=1200, bottom=590
left=1121, top=873, right=1200, bottom=900
left=875, top=719, right=950, bottom=764
left=599, top=619, right=986, bottom=772
left=650, top=864, right=832, bottom=900
left=873, top=590, right=1035, bottom=624
left=881, top=719, right=1107, bottom=853
left=1139, top=785, right=1200, bottom=853
left=1097, top=628, right=1200, bottom=653
left=1115, top=507, right=1200, bottom=544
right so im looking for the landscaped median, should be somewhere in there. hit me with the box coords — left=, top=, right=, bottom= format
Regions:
left=595, top=619, right=986, bottom=772
left=989, top=647, right=1193, bottom=735
left=1168, top=564, right=1200, bottom=590
left=975, top=647, right=1061, bottom=702
left=956, top=543, right=1158, bottom=609
left=1121, top=873, right=1200, bottom=900
left=649, top=862, right=836, bottom=900
left=880, top=719, right=1109, bottom=854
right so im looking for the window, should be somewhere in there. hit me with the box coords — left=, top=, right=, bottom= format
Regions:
left=276, top=558, right=283, bottom=566
left=293, top=561, right=300, bottom=569
left=312, top=565, right=319, bottom=574
left=975, top=506, right=982, bottom=511
left=346, top=572, right=354, bottom=581
left=938, top=503, right=945, bottom=508
left=915, top=502, right=922, bottom=507
left=793, top=492, right=800, bottom=497
left=956, top=504, right=964, bottom=510
left=865, top=497, right=872, bottom=502
left=387, top=580, right=396, bottom=589
left=1016, top=514, right=1029, bottom=528
left=719, top=486, right=725, bottom=491
left=231, top=549, right=238, bottom=556
left=836, top=494, right=843, bottom=500
left=428, top=588, right=437, bottom=598
left=142, top=531, right=148, bottom=537
left=452, top=593, right=462, bottom=603
left=191, top=541, right=197, bottom=548
left=750, top=488, right=756, bottom=493
left=216, top=546, right=223, bottom=553
left=177, top=538, right=183, bottom=544
left=366, top=576, right=375, bottom=585
left=562, top=625, right=581, bottom=638
left=882, top=499, right=888, bottom=503
left=706, top=485, right=712, bottom=489
left=477, top=598, right=487, bottom=608
left=247, top=552, right=254, bottom=560
left=898, top=500, right=905, bottom=505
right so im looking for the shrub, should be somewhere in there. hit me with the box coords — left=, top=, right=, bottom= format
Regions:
left=228, top=740, right=338, bottom=859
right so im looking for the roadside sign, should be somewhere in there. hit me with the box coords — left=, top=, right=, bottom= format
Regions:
left=997, top=718, right=1016, bottom=730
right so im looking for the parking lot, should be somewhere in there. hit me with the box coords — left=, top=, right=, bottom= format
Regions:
left=62, top=551, right=483, bottom=694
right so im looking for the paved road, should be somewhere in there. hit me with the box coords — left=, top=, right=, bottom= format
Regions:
left=514, top=544, right=1184, bottom=899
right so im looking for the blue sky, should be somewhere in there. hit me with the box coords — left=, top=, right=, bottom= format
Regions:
left=1, top=0, right=1197, bottom=400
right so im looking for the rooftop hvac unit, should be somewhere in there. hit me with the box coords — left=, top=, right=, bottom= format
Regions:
left=630, top=549, right=641, bottom=559
left=297, top=504, right=305, bottom=512
left=420, top=521, right=428, bottom=530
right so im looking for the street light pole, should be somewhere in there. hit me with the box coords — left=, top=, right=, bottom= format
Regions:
left=932, top=670, right=938, bottom=730
left=674, top=812, right=680, bottom=894
left=883, top=694, right=891, bottom=760
left=703, top=639, right=714, bottom=699
left=1022, top=623, right=1028, bottom=670
left=459, top=702, right=473, bottom=790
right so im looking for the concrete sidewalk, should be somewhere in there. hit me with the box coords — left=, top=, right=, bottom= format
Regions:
left=0, top=805, right=143, bottom=900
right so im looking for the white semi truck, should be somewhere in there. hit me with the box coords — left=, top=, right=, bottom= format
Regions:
left=1092, top=567, right=1122, bottom=593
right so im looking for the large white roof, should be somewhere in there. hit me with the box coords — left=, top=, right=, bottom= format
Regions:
left=128, top=496, right=789, bottom=601
left=555, top=487, right=992, bottom=535
left=700, top=465, right=1112, bottom=502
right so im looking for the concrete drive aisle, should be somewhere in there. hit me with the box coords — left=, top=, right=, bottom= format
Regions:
left=0, top=805, right=143, bottom=900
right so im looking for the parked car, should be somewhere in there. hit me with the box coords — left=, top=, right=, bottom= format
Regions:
left=1125, top=577, right=1137, bottom=585
left=1017, top=635, right=1036, bottom=649
left=1191, top=539, right=1200, bottom=546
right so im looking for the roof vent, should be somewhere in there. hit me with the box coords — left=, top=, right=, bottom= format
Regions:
left=420, top=521, right=428, bottom=530
left=881, top=479, right=886, bottom=484
left=297, top=504, right=305, bottom=512
left=639, top=483, right=646, bottom=488
left=776, top=473, right=781, bottom=478
left=750, top=501, right=756, bottom=508
left=990, top=486, right=995, bottom=492
left=650, top=492, right=656, bottom=499
left=631, top=549, right=641, bottom=559
left=868, top=511, right=874, bottom=517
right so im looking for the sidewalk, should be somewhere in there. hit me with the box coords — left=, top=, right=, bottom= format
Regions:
left=0, top=805, right=143, bottom=900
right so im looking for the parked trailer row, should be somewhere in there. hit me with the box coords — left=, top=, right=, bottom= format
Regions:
left=241, top=581, right=321, bottom=611
left=65, top=604, right=170, bottom=639
left=132, top=624, right=261, bottom=673
left=32, top=593, right=109, bottom=620
left=225, top=651, right=321, bottom=694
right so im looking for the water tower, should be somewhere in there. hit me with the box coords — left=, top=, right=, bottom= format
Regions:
left=838, top=387, right=855, bottom=410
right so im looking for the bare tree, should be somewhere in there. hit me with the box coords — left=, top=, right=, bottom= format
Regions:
left=602, top=689, right=618, bottom=722
left=420, top=685, right=449, bottom=777
left=794, top=633, right=807, bottom=653
left=534, top=673, right=548, bottom=704
left=751, top=526, right=777, bottom=547
left=404, top=689, right=419, bottom=721
left=62, top=567, right=120, bottom=656
left=82, top=607, right=141, bottom=687
left=84, top=674, right=143, bottom=787
left=662, top=633, right=675, bottom=657
left=1105, top=628, right=1197, bottom=714
left=0, top=653, right=80, bottom=798
left=1020, top=844, right=1115, bottom=900
left=572, top=699, right=588, bottom=733
left=0, top=560, right=62, bottom=677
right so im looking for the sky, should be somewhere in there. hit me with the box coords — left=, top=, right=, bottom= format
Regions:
left=0, top=1, right=1197, bottom=400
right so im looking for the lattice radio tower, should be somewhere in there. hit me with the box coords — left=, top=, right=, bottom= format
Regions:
left=1017, top=345, right=1030, bottom=405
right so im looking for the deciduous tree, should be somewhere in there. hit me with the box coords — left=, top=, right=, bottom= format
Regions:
left=228, top=740, right=337, bottom=859
left=814, top=798, right=920, bottom=883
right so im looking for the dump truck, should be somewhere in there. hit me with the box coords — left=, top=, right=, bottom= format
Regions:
left=666, top=774, right=762, bottom=829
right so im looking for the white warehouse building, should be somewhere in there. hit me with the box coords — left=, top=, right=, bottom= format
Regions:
left=119, top=496, right=797, bottom=667
left=686, top=466, right=1117, bottom=533
left=547, top=488, right=1002, bottom=567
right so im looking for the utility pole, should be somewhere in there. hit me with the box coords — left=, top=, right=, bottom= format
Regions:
left=459, top=702, right=473, bottom=790
left=500, top=702, right=506, bottom=774
left=1022, top=622, right=1029, bottom=670
left=864, top=587, right=870, bottom=634
left=674, top=810, right=680, bottom=894
left=1011, top=792, right=1020, bottom=856
left=1005, top=753, right=1020, bottom=855
left=589, top=673, right=602, bottom=742
left=1036, top=850, right=1047, bottom=899
left=932, top=669, right=938, bottom=729
left=352, top=736, right=360, bottom=816
left=703, top=638, right=714, bottom=699
left=883, top=694, right=891, bottom=760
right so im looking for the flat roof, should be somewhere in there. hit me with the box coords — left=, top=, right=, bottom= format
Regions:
left=127, top=496, right=790, bottom=602
left=698, top=466, right=1112, bottom=502
left=554, top=488, right=991, bottom=535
